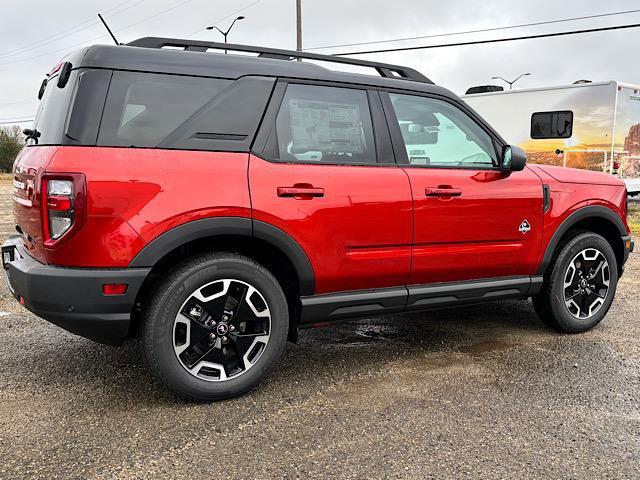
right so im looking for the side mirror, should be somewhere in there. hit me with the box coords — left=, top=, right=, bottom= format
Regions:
left=502, top=145, right=527, bottom=171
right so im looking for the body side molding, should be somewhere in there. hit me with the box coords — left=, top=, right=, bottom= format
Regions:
left=300, top=287, right=408, bottom=325
left=537, top=205, right=628, bottom=275
left=406, top=276, right=535, bottom=310
left=300, top=276, right=542, bottom=325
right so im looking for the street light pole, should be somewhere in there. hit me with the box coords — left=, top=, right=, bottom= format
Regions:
left=491, top=73, right=532, bottom=90
left=206, top=16, right=245, bottom=54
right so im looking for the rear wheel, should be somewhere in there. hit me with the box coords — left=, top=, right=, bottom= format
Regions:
left=533, top=232, right=618, bottom=333
left=141, top=253, right=288, bottom=401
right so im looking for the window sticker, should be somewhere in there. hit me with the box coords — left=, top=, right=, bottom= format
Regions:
left=288, top=100, right=364, bottom=153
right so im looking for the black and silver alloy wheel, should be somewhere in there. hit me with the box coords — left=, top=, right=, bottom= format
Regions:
left=174, top=279, right=271, bottom=381
left=533, top=232, right=618, bottom=333
left=563, top=248, right=610, bottom=320
left=142, top=253, right=288, bottom=401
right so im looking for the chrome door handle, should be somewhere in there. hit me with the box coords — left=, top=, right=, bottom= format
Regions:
left=277, top=187, right=325, bottom=198
left=425, top=187, right=462, bottom=197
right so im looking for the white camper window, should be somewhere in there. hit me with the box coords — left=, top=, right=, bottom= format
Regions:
left=531, top=111, right=573, bottom=139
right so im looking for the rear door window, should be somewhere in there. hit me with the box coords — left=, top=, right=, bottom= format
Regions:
left=272, top=84, right=377, bottom=164
left=98, top=72, right=232, bottom=148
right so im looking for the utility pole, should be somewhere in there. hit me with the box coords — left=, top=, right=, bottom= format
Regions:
left=296, top=0, right=302, bottom=61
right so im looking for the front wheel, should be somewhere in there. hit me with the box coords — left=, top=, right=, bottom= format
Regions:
left=533, top=232, right=618, bottom=333
left=141, top=253, right=289, bottom=401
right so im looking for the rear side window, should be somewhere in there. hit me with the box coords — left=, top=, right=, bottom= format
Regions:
left=98, top=72, right=231, bottom=148
left=273, top=84, right=377, bottom=164
left=531, top=111, right=573, bottom=139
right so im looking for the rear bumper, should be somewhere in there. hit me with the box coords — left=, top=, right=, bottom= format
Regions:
left=2, top=236, right=150, bottom=345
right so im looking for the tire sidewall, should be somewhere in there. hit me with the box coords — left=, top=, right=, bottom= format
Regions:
left=548, top=233, right=618, bottom=332
left=143, top=255, right=288, bottom=401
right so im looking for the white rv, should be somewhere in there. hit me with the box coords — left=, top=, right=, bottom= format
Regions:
left=462, top=81, right=640, bottom=195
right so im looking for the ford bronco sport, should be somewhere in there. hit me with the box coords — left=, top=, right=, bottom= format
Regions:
left=3, top=38, right=634, bottom=401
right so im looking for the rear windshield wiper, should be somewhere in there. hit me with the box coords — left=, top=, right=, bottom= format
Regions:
left=23, top=128, right=41, bottom=145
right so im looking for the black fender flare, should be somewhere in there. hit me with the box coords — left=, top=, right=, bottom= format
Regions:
left=129, top=217, right=315, bottom=295
left=537, top=205, right=627, bottom=275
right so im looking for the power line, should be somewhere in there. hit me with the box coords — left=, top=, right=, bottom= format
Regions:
left=334, top=22, right=640, bottom=56
left=0, top=118, right=34, bottom=125
left=0, top=0, right=201, bottom=67
left=114, top=0, right=198, bottom=33
left=306, top=8, right=640, bottom=52
left=0, top=0, right=143, bottom=60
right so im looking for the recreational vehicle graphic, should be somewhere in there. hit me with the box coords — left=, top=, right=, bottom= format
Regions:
left=462, top=81, right=640, bottom=195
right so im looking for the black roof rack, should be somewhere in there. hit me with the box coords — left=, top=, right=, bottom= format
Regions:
left=127, top=37, right=433, bottom=84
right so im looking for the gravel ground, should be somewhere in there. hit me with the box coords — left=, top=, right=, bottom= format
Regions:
left=0, top=180, right=638, bottom=479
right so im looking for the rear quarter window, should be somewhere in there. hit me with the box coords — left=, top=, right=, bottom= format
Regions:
left=97, top=72, right=275, bottom=151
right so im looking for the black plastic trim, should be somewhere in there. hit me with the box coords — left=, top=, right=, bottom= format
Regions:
left=3, top=236, right=150, bottom=345
left=300, top=276, right=542, bottom=325
left=253, top=220, right=315, bottom=296
left=129, top=217, right=316, bottom=296
left=543, top=184, right=551, bottom=213
left=406, top=276, right=535, bottom=310
left=129, top=217, right=251, bottom=267
left=300, top=287, right=408, bottom=324
left=537, top=205, right=628, bottom=275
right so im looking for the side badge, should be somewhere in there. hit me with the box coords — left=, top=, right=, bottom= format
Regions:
left=519, top=219, right=531, bottom=234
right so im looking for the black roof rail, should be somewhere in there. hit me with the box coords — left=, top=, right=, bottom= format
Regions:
left=127, top=37, right=433, bottom=84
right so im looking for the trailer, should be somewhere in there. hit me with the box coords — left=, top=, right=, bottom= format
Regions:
left=462, top=81, right=640, bottom=195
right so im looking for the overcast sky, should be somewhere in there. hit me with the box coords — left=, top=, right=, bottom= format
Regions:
left=1, top=0, right=640, bottom=124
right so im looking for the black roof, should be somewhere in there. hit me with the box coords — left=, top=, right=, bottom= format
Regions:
left=65, top=37, right=457, bottom=99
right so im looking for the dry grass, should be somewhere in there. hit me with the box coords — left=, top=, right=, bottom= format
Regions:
left=0, top=177, right=15, bottom=243
left=628, top=201, right=640, bottom=236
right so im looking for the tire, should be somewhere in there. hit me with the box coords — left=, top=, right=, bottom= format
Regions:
left=533, top=232, right=618, bottom=333
left=141, top=253, right=289, bottom=401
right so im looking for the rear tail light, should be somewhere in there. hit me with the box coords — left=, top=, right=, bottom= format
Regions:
left=42, top=174, right=86, bottom=246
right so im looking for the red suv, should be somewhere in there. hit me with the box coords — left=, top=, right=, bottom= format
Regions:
left=3, top=38, right=634, bottom=400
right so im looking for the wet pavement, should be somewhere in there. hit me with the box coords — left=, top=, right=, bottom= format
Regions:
left=0, top=179, right=639, bottom=479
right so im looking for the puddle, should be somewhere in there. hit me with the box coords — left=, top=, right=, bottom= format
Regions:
left=331, top=324, right=401, bottom=346
left=459, top=340, right=516, bottom=356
